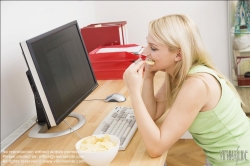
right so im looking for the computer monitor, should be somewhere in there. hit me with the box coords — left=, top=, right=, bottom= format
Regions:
left=20, top=20, right=98, bottom=138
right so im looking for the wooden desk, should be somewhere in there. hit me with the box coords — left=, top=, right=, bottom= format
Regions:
left=1, top=72, right=167, bottom=166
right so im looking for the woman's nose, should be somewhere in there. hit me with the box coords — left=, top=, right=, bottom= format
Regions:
left=142, top=45, right=150, bottom=56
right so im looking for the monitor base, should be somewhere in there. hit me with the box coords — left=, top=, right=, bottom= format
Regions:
left=28, top=112, right=86, bottom=138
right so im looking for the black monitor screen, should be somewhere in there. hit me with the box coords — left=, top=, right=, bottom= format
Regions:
left=26, top=22, right=97, bottom=124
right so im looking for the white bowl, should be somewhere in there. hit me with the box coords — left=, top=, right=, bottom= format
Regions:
left=75, top=134, right=120, bottom=166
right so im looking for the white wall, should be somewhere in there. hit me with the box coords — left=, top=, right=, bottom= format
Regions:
left=1, top=1, right=96, bottom=142
left=93, top=1, right=230, bottom=77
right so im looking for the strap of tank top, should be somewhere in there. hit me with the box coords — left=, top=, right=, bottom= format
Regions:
left=188, top=65, right=221, bottom=81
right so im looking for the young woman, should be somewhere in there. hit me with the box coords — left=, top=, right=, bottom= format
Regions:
left=123, top=14, right=250, bottom=166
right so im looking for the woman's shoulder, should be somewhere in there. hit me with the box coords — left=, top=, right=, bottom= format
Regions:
left=187, top=65, right=219, bottom=88
left=182, top=69, right=210, bottom=96
left=176, top=74, right=208, bottom=112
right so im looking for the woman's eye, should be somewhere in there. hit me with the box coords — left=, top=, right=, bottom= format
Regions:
left=151, top=47, right=157, bottom=51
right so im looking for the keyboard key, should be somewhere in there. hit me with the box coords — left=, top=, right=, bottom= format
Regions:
left=120, top=120, right=136, bottom=145
left=114, top=118, right=126, bottom=136
left=117, top=119, right=130, bottom=138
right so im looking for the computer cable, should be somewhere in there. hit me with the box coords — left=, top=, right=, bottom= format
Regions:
left=63, top=120, right=83, bottom=139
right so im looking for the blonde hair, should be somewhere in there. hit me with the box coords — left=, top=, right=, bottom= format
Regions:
left=149, top=14, right=242, bottom=108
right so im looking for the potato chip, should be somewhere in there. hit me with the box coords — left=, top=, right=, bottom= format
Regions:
left=84, top=136, right=97, bottom=144
left=145, top=59, right=155, bottom=65
left=103, top=134, right=111, bottom=141
left=97, top=137, right=104, bottom=142
left=80, top=135, right=116, bottom=152
left=100, top=141, right=115, bottom=149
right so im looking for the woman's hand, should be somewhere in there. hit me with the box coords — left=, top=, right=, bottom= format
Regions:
left=144, top=65, right=157, bottom=79
left=123, top=60, right=145, bottom=94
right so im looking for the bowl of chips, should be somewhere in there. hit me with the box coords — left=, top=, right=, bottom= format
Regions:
left=75, top=134, right=120, bottom=166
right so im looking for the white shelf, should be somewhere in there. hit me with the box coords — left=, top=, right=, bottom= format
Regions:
left=239, top=46, right=250, bottom=53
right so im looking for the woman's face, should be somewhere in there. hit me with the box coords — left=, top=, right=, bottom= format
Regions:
left=143, top=33, right=180, bottom=75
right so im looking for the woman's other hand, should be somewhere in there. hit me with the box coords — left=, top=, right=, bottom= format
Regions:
left=123, top=60, right=145, bottom=94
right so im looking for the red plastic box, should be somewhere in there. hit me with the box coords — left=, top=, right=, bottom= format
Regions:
left=89, top=44, right=146, bottom=80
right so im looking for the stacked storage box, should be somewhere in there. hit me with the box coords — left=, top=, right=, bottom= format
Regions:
left=88, top=44, right=146, bottom=80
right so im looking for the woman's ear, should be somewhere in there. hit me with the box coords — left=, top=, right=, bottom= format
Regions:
left=175, top=49, right=182, bottom=62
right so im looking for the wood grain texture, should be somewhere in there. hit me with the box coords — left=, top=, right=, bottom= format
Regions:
left=166, top=139, right=206, bottom=166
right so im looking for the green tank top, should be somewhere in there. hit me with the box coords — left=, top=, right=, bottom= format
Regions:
left=188, top=65, right=250, bottom=166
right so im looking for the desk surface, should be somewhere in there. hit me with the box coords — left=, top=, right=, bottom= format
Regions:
left=1, top=72, right=167, bottom=166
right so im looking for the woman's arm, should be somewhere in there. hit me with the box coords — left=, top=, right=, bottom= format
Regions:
left=142, top=72, right=167, bottom=121
left=131, top=77, right=207, bottom=157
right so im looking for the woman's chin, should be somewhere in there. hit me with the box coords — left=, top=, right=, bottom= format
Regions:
left=146, top=65, right=166, bottom=73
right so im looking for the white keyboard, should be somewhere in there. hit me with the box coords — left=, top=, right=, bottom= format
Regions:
left=93, top=106, right=137, bottom=150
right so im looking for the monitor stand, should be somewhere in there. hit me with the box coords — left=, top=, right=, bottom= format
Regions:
left=28, top=112, right=86, bottom=138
